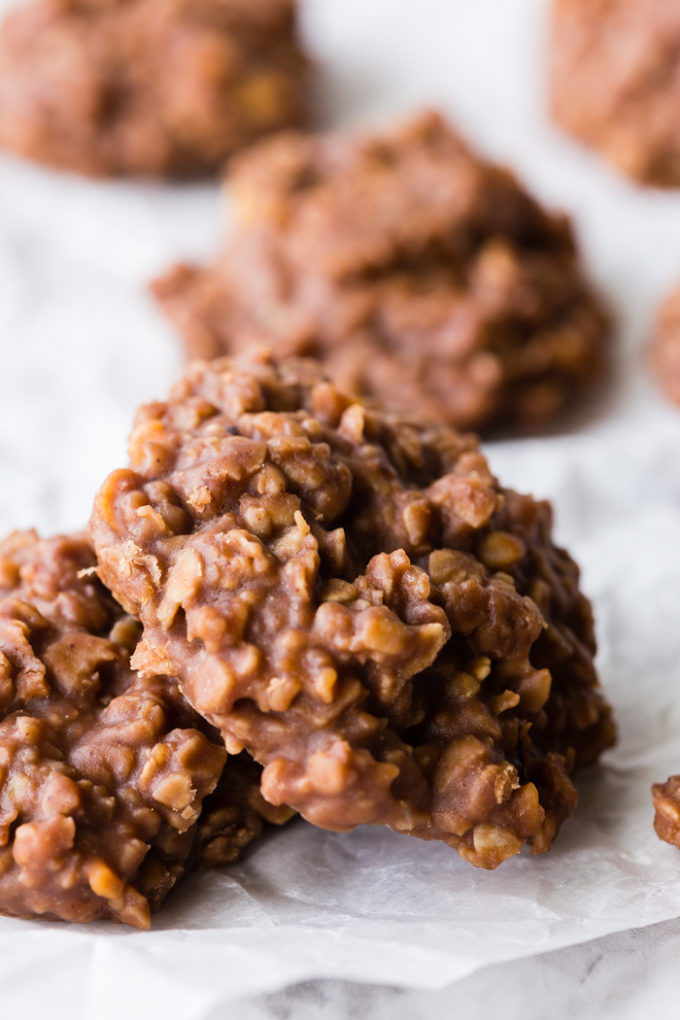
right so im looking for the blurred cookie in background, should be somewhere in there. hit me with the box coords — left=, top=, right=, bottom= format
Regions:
left=650, top=282, right=680, bottom=405
left=0, top=0, right=309, bottom=178
left=550, top=0, right=680, bottom=187
left=153, top=111, right=611, bottom=436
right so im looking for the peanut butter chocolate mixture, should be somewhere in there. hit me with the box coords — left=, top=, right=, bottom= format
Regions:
left=153, top=112, right=610, bottom=434
left=650, top=284, right=680, bottom=406
left=0, top=530, right=282, bottom=928
left=91, top=353, right=615, bottom=869
left=0, top=0, right=308, bottom=178
left=550, top=0, right=680, bottom=187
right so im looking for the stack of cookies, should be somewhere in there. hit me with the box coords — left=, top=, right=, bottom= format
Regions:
left=0, top=351, right=616, bottom=926
left=2, top=0, right=680, bottom=931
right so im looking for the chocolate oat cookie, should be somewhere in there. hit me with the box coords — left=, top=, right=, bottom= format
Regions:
left=91, top=352, right=615, bottom=869
left=0, top=0, right=308, bottom=178
left=0, top=529, right=284, bottom=928
left=550, top=0, right=680, bottom=187
left=153, top=112, right=610, bottom=434
left=652, top=776, right=680, bottom=849
left=650, top=284, right=680, bottom=406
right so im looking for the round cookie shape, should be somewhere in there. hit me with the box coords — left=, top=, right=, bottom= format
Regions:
left=0, top=0, right=308, bottom=178
left=0, top=530, right=273, bottom=928
left=91, top=352, right=615, bottom=869
left=550, top=0, right=680, bottom=186
left=152, top=111, right=610, bottom=434
left=650, top=284, right=680, bottom=406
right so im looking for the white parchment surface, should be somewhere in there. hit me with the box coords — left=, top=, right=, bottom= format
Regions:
left=2, top=0, right=680, bottom=1014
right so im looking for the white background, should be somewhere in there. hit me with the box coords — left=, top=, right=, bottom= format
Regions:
left=2, top=1, right=680, bottom=1017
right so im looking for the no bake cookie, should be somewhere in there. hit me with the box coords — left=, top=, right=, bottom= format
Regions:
left=652, top=775, right=680, bottom=850
left=0, top=0, right=308, bottom=177
left=650, top=283, right=680, bottom=406
left=550, top=0, right=680, bottom=186
left=91, top=352, right=615, bottom=869
left=153, top=112, right=610, bottom=434
left=0, top=529, right=283, bottom=928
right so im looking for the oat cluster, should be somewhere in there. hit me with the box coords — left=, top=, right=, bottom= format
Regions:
left=0, top=530, right=284, bottom=928
left=91, top=353, right=615, bottom=870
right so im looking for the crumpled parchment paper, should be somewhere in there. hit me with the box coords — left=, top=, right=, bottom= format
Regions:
left=2, top=0, right=680, bottom=1015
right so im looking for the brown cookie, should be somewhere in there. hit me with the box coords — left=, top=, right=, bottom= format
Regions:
left=650, top=283, right=680, bottom=405
left=153, top=111, right=610, bottom=435
left=0, top=0, right=308, bottom=178
left=653, top=775, right=680, bottom=849
left=0, top=530, right=287, bottom=928
left=550, top=0, right=680, bottom=186
left=90, top=352, right=615, bottom=870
